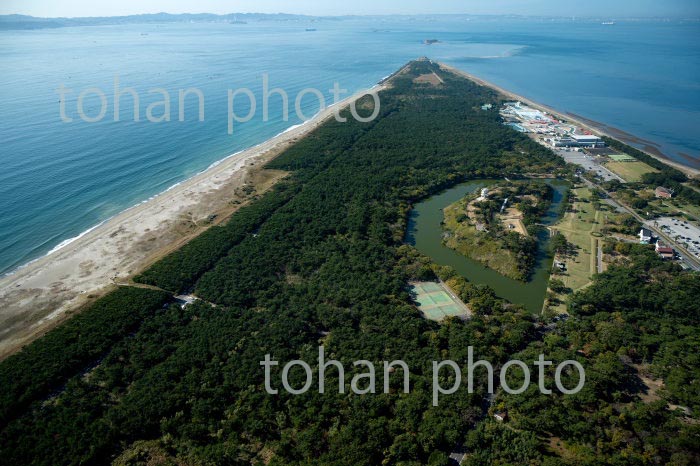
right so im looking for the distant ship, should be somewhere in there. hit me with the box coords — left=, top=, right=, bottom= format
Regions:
left=601, top=21, right=615, bottom=25
left=305, top=28, right=317, bottom=32
left=423, top=39, right=440, bottom=45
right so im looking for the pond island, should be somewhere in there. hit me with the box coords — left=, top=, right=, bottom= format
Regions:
left=441, top=181, right=553, bottom=281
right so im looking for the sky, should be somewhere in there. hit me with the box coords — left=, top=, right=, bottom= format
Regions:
left=1, top=0, right=698, bottom=18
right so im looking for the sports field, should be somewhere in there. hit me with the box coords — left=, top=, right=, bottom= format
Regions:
left=409, top=281, right=469, bottom=321
left=605, top=161, right=658, bottom=182
left=608, top=154, right=636, bottom=162
left=551, top=187, right=599, bottom=292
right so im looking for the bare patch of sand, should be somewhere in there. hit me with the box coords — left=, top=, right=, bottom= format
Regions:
left=633, top=363, right=664, bottom=404
left=499, top=207, right=528, bottom=236
left=413, top=72, right=443, bottom=86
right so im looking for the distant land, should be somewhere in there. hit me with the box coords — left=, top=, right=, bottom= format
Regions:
left=0, top=13, right=321, bottom=30
left=1, top=13, right=698, bottom=30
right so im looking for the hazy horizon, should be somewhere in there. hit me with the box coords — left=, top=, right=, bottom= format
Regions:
left=2, top=0, right=699, bottom=19
left=3, top=12, right=700, bottom=20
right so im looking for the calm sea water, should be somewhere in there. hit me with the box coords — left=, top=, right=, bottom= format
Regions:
left=0, top=17, right=698, bottom=275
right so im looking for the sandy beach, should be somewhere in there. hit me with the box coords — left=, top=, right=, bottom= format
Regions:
left=2, top=61, right=696, bottom=360
left=439, top=63, right=700, bottom=179
left=0, top=82, right=385, bottom=360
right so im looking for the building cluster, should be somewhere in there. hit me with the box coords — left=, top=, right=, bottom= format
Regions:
left=638, top=227, right=677, bottom=260
left=655, top=186, right=674, bottom=199
left=500, top=101, right=605, bottom=148
left=500, top=102, right=696, bottom=267
left=653, top=216, right=700, bottom=261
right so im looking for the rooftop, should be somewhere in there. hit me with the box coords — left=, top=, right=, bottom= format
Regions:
left=571, top=134, right=602, bottom=141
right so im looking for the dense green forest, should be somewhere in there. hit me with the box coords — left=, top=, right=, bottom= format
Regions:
left=488, top=246, right=700, bottom=465
left=0, top=287, right=170, bottom=428
left=0, top=60, right=698, bottom=465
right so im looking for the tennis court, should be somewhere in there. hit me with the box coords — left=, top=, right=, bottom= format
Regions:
left=409, top=281, right=470, bottom=321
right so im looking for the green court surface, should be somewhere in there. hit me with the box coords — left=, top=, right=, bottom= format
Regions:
left=608, top=154, right=636, bottom=162
left=409, top=281, right=469, bottom=321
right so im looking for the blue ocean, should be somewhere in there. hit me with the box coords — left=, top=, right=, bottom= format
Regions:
left=0, top=17, right=699, bottom=275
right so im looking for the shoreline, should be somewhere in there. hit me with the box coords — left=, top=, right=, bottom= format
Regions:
left=0, top=115, right=348, bottom=281
left=2, top=60, right=696, bottom=359
left=438, top=62, right=700, bottom=178
left=0, top=81, right=386, bottom=360
left=4, top=143, right=265, bottom=280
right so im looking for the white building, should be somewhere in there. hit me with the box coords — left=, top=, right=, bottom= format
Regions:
left=639, top=227, right=653, bottom=244
left=550, top=137, right=579, bottom=147
left=571, top=134, right=604, bottom=148
left=550, top=134, right=605, bottom=148
left=476, top=187, right=490, bottom=202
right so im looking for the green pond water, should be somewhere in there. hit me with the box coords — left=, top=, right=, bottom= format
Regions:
left=405, top=179, right=569, bottom=313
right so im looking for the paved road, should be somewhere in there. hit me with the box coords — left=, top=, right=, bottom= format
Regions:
left=580, top=177, right=700, bottom=271
left=554, top=149, right=625, bottom=183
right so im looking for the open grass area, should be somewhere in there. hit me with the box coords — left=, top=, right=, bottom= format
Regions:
left=648, top=198, right=700, bottom=222
left=552, top=188, right=597, bottom=288
left=604, top=161, right=658, bottom=182
left=548, top=186, right=622, bottom=313
left=608, top=153, right=636, bottom=162
left=413, top=71, right=444, bottom=86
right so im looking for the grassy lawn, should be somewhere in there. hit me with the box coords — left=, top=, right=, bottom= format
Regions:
left=648, top=198, right=700, bottom=221
left=604, top=161, right=658, bottom=182
left=552, top=188, right=597, bottom=289
left=548, top=186, right=620, bottom=313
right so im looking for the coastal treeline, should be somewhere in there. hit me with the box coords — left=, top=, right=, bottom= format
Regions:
left=134, top=183, right=298, bottom=293
left=0, top=60, right=697, bottom=465
left=602, top=136, right=700, bottom=203
left=0, top=287, right=170, bottom=428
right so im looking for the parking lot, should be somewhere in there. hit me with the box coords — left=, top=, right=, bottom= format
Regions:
left=648, top=216, right=700, bottom=259
left=553, top=148, right=625, bottom=182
